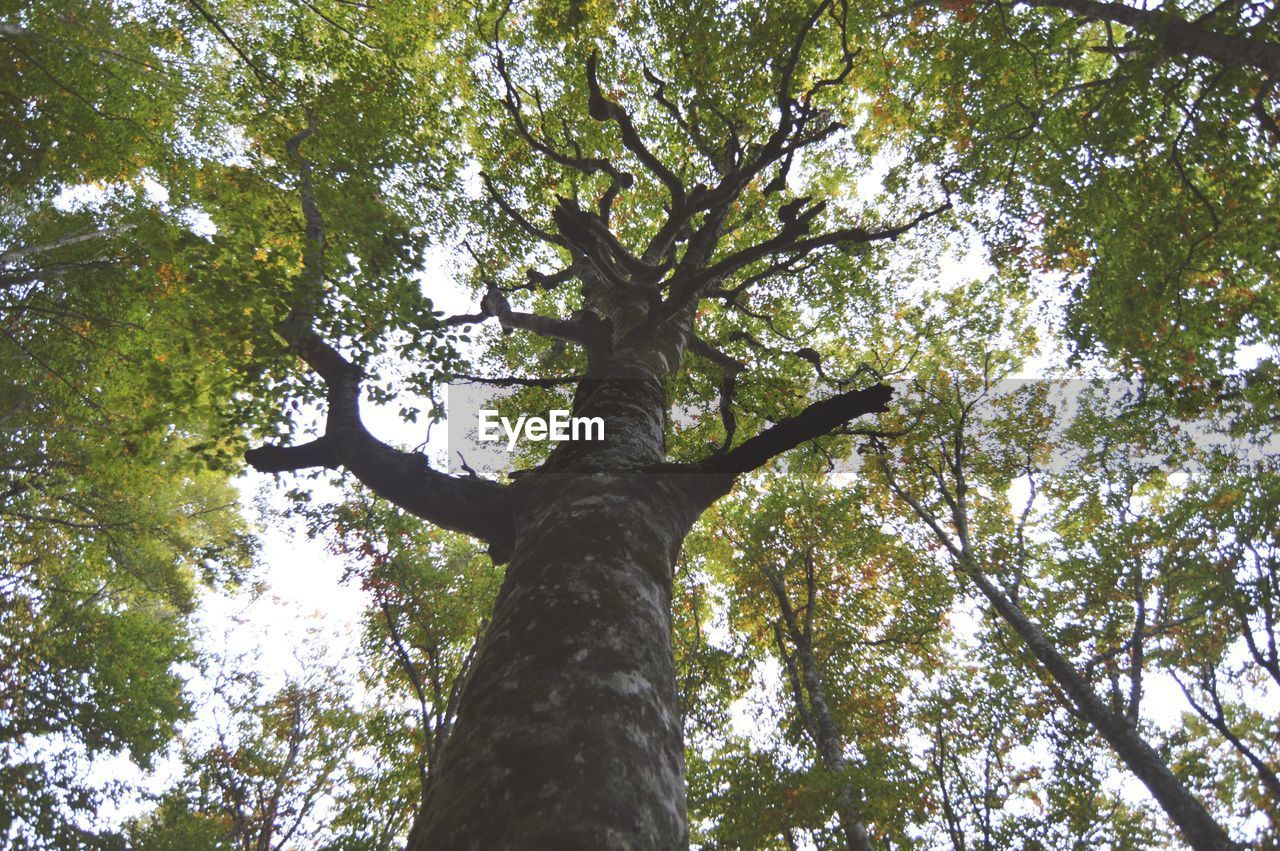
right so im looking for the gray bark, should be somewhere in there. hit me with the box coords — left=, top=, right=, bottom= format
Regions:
left=405, top=376, right=709, bottom=849
left=792, top=638, right=875, bottom=851
left=880, top=455, right=1241, bottom=851
left=769, top=567, right=875, bottom=851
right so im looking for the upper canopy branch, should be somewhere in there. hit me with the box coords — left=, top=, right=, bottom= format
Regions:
left=488, top=14, right=634, bottom=220
left=668, top=200, right=951, bottom=316
left=640, top=64, right=732, bottom=172
left=481, top=173, right=569, bottom=250
left=706, top=0, right=855, bottom=204
left=477, top=1, right=941, bottom=374
left=444, top=283, right=606, bottom=352
left=480, top=0, right=883, bottom=323
left=586, top=51, right=687, bottom=209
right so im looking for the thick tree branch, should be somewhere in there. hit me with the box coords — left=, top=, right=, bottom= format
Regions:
left=688, top=336, right=746, bottom=374
left=551, top=195, right=661, bottom=283
left=486, top=285, right=601, bottom=345
left=586, top=51, right=686, bottom=207
left=246, top=121, right=515, bottom=559
left=698, top=383, right=893, bottom=476
left=244, top=327, right=515, bottom=559
left=523, top=266, right=576, bottom=291
left=445, top=284, right=602, bottom=350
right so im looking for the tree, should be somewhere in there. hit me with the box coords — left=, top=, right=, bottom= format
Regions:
left=127, top=499, right=499, bottom=851
left=2, top=5, right=267, bottom=843
left=0, top=160, right=257, bottom=847
left=855, top=280, right=1280, bottom=848
left=669, top=279, right=1273, bottom=849
left=240, top=3, right=948, bottom=846
left=6, top=0, right=1279, bottom=846
left=861, top=0, right=1280, bottom=389
left=126, top=649, right=361, bottom=851
left=683, top=469, right=950, bottom=849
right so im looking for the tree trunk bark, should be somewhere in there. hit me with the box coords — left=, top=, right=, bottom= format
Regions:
left=773, top=586, right=875, bottom=851
left=407, top=377, right=707, bottom=849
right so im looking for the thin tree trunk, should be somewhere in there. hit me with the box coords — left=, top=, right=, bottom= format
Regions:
left=966, top=567, right=1241, bottom=851
left=771, top=574, right=875, bottom=851
left=793, top=639, right=874, bottom=851
left=880, top=454, right=1241, bottom=851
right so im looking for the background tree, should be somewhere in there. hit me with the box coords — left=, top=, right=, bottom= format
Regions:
left=126, top=651, right=360, bottom=851
left=858, top=0, right=1280, bottom=391
left=858, top=283, right=1276, bottom=847
left=682, top=469, right=949, bottom=849
left=3, top=0, right=463, bottom=839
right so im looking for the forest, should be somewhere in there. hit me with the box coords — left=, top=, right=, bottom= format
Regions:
left=2, top=0, right=1278, bottom=847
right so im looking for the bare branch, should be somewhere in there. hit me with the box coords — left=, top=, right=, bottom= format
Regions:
left=184, top=0, right=278, bottom=90
left=246, top=121, right=515, bottom=559
left=695, top=201, right=950, bottom=291
left=0, top=226, right=130, bottom=265
left=481, top=173, right=568, bottom=249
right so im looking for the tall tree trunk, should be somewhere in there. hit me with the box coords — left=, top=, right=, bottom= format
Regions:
left=791, top=641, right=874, bottom=851
left=770, top=567, right=875, bottom=851
left=407, top=377, right=707, bottom=849
left=880, top=454, right=1242, bottom=851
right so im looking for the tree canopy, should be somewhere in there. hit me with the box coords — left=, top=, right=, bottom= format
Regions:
left=2, top=0, right=1277, bottom=847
